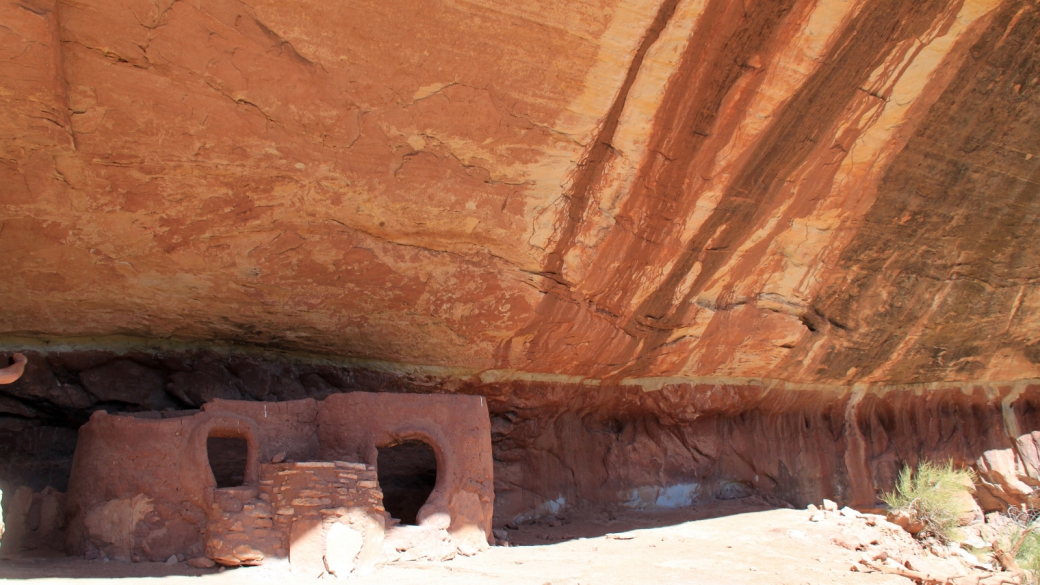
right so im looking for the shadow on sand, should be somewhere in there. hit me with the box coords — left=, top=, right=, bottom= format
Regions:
left=501, top=497, right=787, bottom=546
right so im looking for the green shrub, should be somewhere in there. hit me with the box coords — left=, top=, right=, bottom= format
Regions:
left=881, top=459, right=976, bottom=543
left=1014, top=527, right=1040, bottom=577
left=998, top=507, right=1040, bottom=580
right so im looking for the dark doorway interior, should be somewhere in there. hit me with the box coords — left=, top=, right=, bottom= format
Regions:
left=377, top=440, right=438, bottom=525
left=207, top=436, right=248, bottom=488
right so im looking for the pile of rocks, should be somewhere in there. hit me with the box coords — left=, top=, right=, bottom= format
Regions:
left=803, top=499, right=1031, bottom=584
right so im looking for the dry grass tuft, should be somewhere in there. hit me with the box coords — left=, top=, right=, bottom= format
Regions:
left=881, top=459, right=976, bottom=543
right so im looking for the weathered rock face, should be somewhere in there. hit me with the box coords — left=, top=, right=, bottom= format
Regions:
left=2, top=0, right=1038, bottom=384
left=2, top=348, right=1040, bottom=527
left=3, top=0, right=1040, bottom=527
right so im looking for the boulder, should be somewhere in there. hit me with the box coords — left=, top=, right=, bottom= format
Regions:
left=187, top=556, right=216, bottom=568
left=2, top=486, right=33, bottom=552
left=950, top=476, right=983, bottom=526
left=329, top=508, right=385, bottom=572
left=888, top=509, right=925, bottom=536
left=166, top=369, right=242, bottom=407
left=37, top=486, right=66, bottom=538
left=79, top=360, right=177, bottom=411
left=82, top=495, right=154, bottom=561
left=227, top=360, right=306, bottom=402
left=0, top=352, right=93, bottom=411
left=382, top=525, right=457, bottom=562
left=324, top=523, right=363, bottom=576
left=975, top=435, right=1040, bottom=511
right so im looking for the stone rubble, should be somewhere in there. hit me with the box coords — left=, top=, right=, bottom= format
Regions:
left=800, top=499, right=1032, bottom=583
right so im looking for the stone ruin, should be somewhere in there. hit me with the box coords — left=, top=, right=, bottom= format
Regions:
left=55, top=392, right=493, bottom=576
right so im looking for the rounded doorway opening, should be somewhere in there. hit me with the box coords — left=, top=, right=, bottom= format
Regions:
left=207, top=435, right=248, bottom=488
left=377, top=439, right=438, bottom=525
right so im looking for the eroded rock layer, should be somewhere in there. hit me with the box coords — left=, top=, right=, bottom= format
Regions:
left=3, top=348, right=1040, bottom=524
left=4, top=0, right=1040, bottom=524
left=2, top=0, right=1039, bottom=384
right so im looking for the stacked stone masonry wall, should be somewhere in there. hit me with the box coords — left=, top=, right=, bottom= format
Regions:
left=205, top=461, right=385, bottom=575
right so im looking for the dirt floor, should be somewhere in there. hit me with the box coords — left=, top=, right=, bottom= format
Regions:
left=0, top=501, right=916, bottom=584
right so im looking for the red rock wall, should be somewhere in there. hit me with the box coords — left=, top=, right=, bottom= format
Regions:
left=15, top=348, right=1040, bottom=529
left=4, top=0, right=1040, bottom=533
left=482, top=378, right=1040, bottom=521
left=3, top=0, right=1039, bottom=386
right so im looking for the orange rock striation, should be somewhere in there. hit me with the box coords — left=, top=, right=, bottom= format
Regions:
left=4, top=0, right=1039, bottom=385
left=3, top=0, right=1040, bottom=522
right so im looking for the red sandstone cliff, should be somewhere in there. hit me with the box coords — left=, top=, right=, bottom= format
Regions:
left=3, top=0, right=1038, bottom=387
left=3, top=0, right=1040, bottom=524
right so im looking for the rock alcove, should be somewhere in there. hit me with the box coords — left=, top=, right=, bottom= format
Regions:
left=3, top=0, right=1040, bottom=573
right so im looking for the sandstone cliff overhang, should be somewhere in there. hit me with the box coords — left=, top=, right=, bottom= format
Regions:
left=2, top=0, right=1039, bottom=387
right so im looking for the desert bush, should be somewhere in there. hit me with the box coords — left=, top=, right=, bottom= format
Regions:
left=1015, top=528, right=1040, bottom=578
left=881, top=459, right=976, bottom=543
left=998, top=507, right=1040, bottom=581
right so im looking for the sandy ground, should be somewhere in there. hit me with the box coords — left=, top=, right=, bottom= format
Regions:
left=0, top=502, right=911, bottom=584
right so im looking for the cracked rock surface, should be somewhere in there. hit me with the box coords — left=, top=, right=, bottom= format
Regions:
left=3, top=0, right=1040, bottom=385
left=5, top=0, right=1040, bottom=529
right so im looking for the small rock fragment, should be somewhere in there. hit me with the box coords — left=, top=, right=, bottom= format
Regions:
left=888, top=510, right=925, bottom=535
left=232, top=545, right=264, bottom=565
left=958, top=534, right=987, bottom=549
left=906, top=556, right=932, bottom=572
left=272, top=452, right=286, bottom=463
left=952, top=546, right=980, bottom=566
left=187, top=557, right=216, bottom=569
left=822, top=499, right=838, bottom=512
left=166, top=554, right=178, bottom=565
left=832, top=536, right=865, bottom=551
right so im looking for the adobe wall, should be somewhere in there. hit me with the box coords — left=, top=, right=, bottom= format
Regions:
left=64, top=410, right=261, bottom=561
left=63, top=392, right=494, bottom=562
left=201, top=399, right=321, bottom=463
left=205, top=392, right=495, bottom=548
left=318, top=393, right=495, bottom=547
